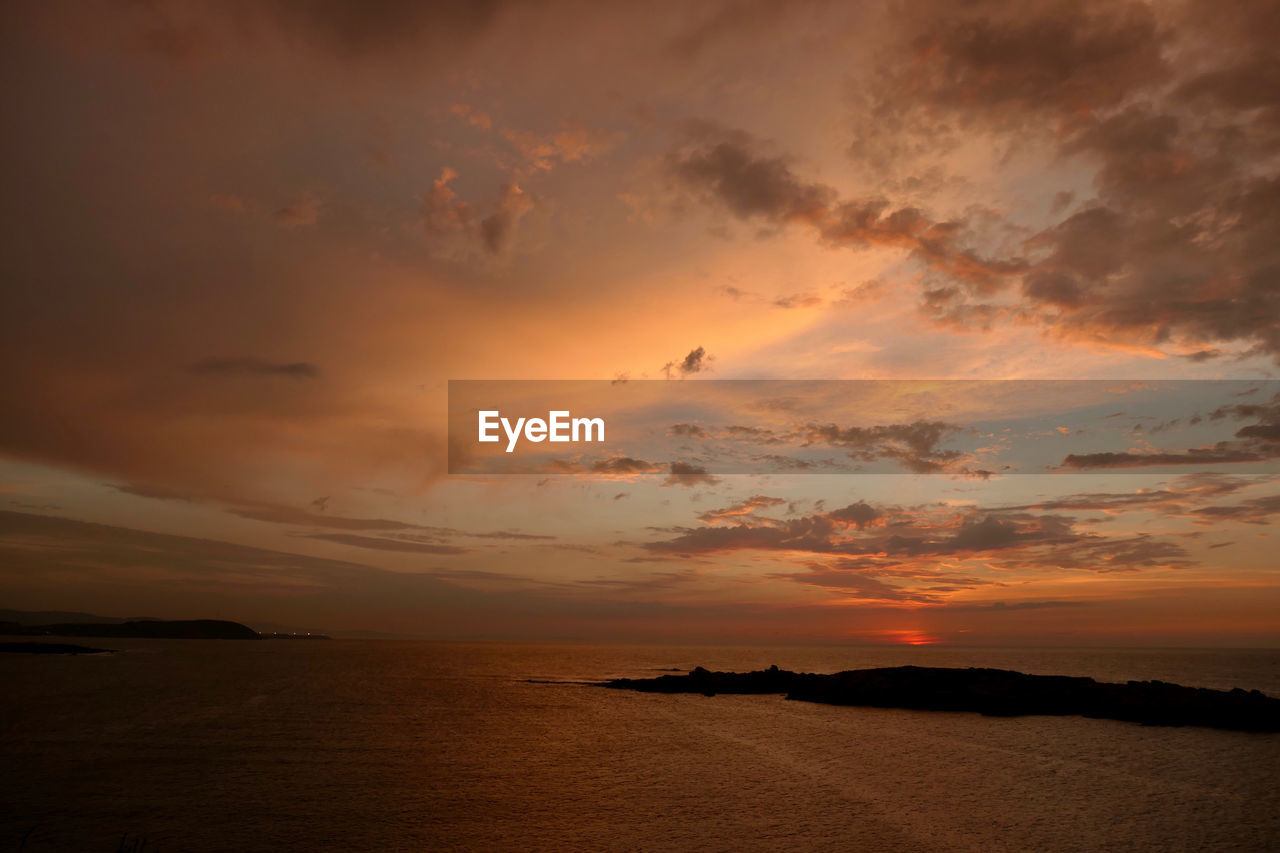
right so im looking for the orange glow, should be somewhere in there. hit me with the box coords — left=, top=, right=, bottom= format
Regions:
left=878, top=630, right=940, bottom=646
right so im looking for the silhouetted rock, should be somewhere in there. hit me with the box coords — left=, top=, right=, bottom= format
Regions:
left=0, top=642, right=114, bottom=654
left=3, top=619, right=260, bottom=640
left=603, top=665, right=1280, bottom=732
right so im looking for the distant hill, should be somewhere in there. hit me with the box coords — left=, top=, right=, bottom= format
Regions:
left=0, top=618, right=260, bottom=640
left=0, top=608, right=378, bottom=638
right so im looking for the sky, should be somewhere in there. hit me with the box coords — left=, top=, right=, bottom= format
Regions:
left=1, top=0, right=1277, bottom=644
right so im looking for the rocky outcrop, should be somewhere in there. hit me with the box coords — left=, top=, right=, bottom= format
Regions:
left=604, top=665, right=1280, bottom=732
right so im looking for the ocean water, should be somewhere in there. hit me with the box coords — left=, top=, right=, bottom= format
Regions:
left=1, top=641, right=1277, bottom=851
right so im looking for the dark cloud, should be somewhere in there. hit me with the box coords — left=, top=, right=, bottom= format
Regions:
left=307, top=532, right=468, bottom=555
left=680, top=346, right=707, bottom=373
left=229, top=505, right=420, bottom=531
left=663, top=346, right=710, bottom=377
left=0, top=510, right=703, bottom=640
left=228, top=502, right=552, bottom=543
left=190, top=357, right=319, bottom=379
left=669, top=138, right=833, bottom=223
left=668, top=132, right=1027, bottom=293
left=886, top=2, right=1280, bottom=361
left=669, top=423, right=708, bottom=438
left=590, top=456, right=664, bottom=475
left=725, top=425, right=782, bottom=441
left=751, top=453, right=815, bottom=470
left=803, top=420, right=964, bottom=473
left=826, top=500, right=880, bottom=528
left=110, top=483, right=197, bottom=502
left=1210, top=393, right=1280, bottom=442
left=1066, top=394, right=1280, bottom=469
left=0, top=509, right=389, bottom=593
left=946, top=600, right=1091, bottom=612
left=422, top=172, right=535, bottom=255
left=1237, top=424, right=1280, bottom=442
left=773, top=292, right=822, bottom=309
left=999, top=473, right=1253, bottom=513
left=1060, top=446, right=1276, bottom=470
left=273, top=192, right=322, bottom=227
left=478, top=183, right=531, bottom=253
left=670, top=4, right=1280, bottom=361
left=1191, top=494, right=1280, bottom=525
left=949, top=515, right=1063, bottom=551
left=646, top=491, right=1201, bottom=576
left=697, top=494, right=785, bottom=523
left=662, top=461, right=719, bottom=488
left=863, top=0, right=1167, bottom=141
left=1031, top=534, right=1191, bottom=572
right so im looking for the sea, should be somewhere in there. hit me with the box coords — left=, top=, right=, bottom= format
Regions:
left=2, top=641, right=1278, bottom=851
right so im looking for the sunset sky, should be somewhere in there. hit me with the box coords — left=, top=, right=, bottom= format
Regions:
left=1, top=0, right=1277, bottom=644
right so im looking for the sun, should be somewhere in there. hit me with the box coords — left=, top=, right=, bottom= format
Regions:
left=881, top=629, right=939, bottom=646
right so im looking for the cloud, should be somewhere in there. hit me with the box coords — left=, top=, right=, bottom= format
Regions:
left=669, top=423, right=708, bottom=438
left=667, top=3, right=1280, bottom=362
left=306, top=532, right=468, bottom=555
left=662, top=346, right=710, bottom=378
left=229, top=502, right=553, bottom=544
left=874, top=2, right=1280, bottom=361
left=1060, top=394, right=1280, bottom=469
left=423, top=167, right=473, bottom=233
left=697, top=494, right=784, bottom=523
left=646, top=492, right=1197, bottom=577
left=1209, top=393, right=1280, bottom=442
left=500, top=119, right=622, bottom=171
left=110, top=482, right=197, bottom=502
left=273, top=192, right=322, bottom=227
left=669, top=137, right=834, bottom=224
left=803, top=420, right=965, bottom=473
left=190, top=357, right=319, bottom=379
left=478, top=181, right=536, bottom=253
left=662, top=461, right=719, bottom=488
left=1060, top=447, right=1275, bottom=469
left=668, top=131, right=1025, bottom=294
left=422, top=169, right=537, bottom=255
left=476, top=530, right=557, bottom=541
left=773, top=292, right=822, bottom=309
left=0, top=510, right=599, bottom=636
left=1191, top=494, right=1280, bottom=525
left=825, top=500, right=880, bottom=528
left=448, top=103, right=492, bottom=130
left=852, top=0, right=1167, bottom=150
left=998, top=473, right=1253, bottom=514
left=589, top=456, right=665, bottom=476
left=228, top=504, right=420, bottom=531
left=945, top=600, right=1091, bottom=612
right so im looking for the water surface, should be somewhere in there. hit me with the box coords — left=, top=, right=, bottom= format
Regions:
left=2, top=641, right=1277, bottom=851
